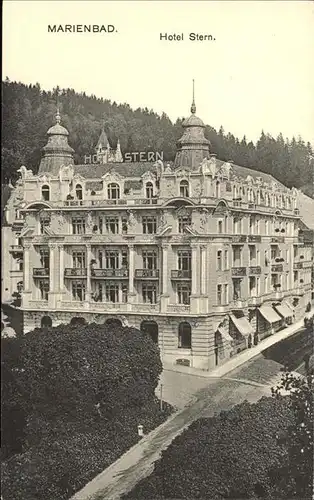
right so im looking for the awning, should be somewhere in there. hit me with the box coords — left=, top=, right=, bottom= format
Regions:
left=229, top=314, right=254, bottom=337
left=274, top=303, right=293, bottom=319
left=258, top=305, right=281, bottom=324
left=217, top=326, right=234, bottom=343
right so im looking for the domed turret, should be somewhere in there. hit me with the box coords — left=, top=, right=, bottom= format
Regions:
left=174, top=80, right=210, bottom=169
left=38, top=109, right=74, bottom=175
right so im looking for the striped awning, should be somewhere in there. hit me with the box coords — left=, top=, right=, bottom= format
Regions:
left=274, top=303, right=293, bottom=319
left=258, top=305, right=281, bottom=323
left=229, top=314, right=254, bottom=337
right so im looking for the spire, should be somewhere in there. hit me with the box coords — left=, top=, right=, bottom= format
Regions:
left=190, top=79, right=196, bottom=115
left=56, top=107, right=61, bottom=124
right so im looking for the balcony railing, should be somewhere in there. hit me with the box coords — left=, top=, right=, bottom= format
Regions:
left=249, top=266, right=261, bottom=275
left=232, top=235, right=247, bottom=243
left=9, top=244, right=23, bottom=253
left=135, top=269, right=159, bottom=278
left=231, top=267, right=246, bottom=276
left=271, top=264, right=283, bottom=273
left=33, top=268, right=49, bottom=277
left=171, top=270, right=192, bottom=279
left=64, top=268, right=87, bottom=277
left=248, top=235, right=261, bottom=243
left=92, top=268, right=129, bottom=278
left=248, top=296, right=262, bottom=306
left=230, top=298, right=247, bottom=308
left=167, top=304, right=190, bottom=313
left=271, top=236, right=285, bottom=243
left=293, top=262, right=303, bottom=270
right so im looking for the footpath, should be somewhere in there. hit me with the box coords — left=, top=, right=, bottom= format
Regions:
left=70, top=317, right=306, bottom=500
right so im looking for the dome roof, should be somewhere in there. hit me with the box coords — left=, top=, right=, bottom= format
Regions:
left=47, top=123, right=69, bottom=136
left=182, top=114, right=205, bottom=128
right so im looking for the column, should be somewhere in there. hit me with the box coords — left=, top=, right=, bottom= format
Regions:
left=162, top=244, right=169, bottom=295
left=200, top=245, right=207, bottom=295
left=128, top=245, right=134, bottom=294
left=86, top=244, right=92, bottom=302
left=49, top=244, right=55, bottom=292
left=191, top=244, right=199, bottom=295
left=23, top=242, right=31, bottom=292
left=59, top=244, right=64, bottom=291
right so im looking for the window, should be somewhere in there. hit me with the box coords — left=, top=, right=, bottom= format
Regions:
left=72, top=281, right=86, bottom=301
left=224, top=249, right=229, bottom=270
left=40, top=217, right=50, bottom=234
left=143, top=250, right=157, bottom=269
left=218, top=220, right=223, bottom=234
left=271, top=245, right=279, bottom=260
left=105, top=216, right=119, bottom=234
left=178, top=214, right=192, bottom=233
left=40, top=248, right=49, bottom=268
left=142, top=216, right=157, bottom=234
left=75, top=184, right=83, bottom=200
left=41, top=185, right=50, bottom=201
left=265, top=220, right=269, bottom=235
left=122, top=284, right=128, bottom=303
left=121, top=250, right=128, bottom=267
left=72, top=217, right=86, bottom=234
left=215, top=181, right=220, bottom=198
left=232, top=246, right=242, bottom=266
left=122, top=217, right=128, bottom=234
left=39, top=280, right=49, bottom=300
left=105, top=250, right=119, bottom=269
left=249, top=276, right=256, bottom=296
left=105, top=283, right=119, bottom=302
left=232, top=278, right=242, bottom=300
left=142, top=283, right=157, bottom=303
left=217, top=284, right=222, bottom=305
left=177, top=283, right=191, bottom=304
left=233, top=217, right=241, bottom=234
left=249, top=245, right=256, bottom=265
left=178, top=250, right=191, bottom=271
left=178, top=322, right=191, bottom=348
left=223, top=284, right=228, bottom=303
left=107, top=183, right=120, bottom=200
left=18, top=260, right=24, bottom=272
left=145, top=182, right=154, bottom=199
left=217, top=250, right=222, bottom=271
left=179, top=180, right=189, bottom=198
left=73, top=251, right=86, bottom=268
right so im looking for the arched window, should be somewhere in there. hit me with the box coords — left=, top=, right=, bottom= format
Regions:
left=70, top=317, right=86, bottom=327
left=140, top=320, right=158, bottom=344
left=179, top=180, right=189, bottom=198
left=41, top=185, right=50, bottom=201
left=105, top=317, right=122, bottom=328
left=178, top=322, right=192, bottom=348
left=76, top=184, right=83, bottom=200
left=145, top=182, right=154, bottom=199
left=41, top=315, right=52, bottom=329
left=108, top=183, right=120, bottom=200
left=215, top=181, right=220, bottom=198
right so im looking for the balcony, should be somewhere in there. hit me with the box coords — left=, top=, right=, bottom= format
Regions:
left=249, top=266, right=261, bottom=275
left=271, top=236, right=285, bottom=243
left=231, top=267, right=246, bottom=277
left=232, top=235, right=247, bottom=244
left=248, top=296, right=262, bottom=306
left=230, top=298, right=248, bottom=309
left=135, top=269, right=159, bottom=279
left=64, top=268, right=87, bottom=277
left=92, top=268, right=129, bottom=278
left=271, top=264, right=283, bottom=273
left=293, top=262, right=303, bottom=270
left=33, top=268, right=49, bottom=277
left=9, top=244, right=23, bottom=254
left=171, top=270, right=192, bottom=279
left=167, top=304, right=190, bottom=313
left=248, top=235, right=261, bottom=243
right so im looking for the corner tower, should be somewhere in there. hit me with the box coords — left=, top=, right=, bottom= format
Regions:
left=38, top=109, right=74, bottom=175
left=174, top=80, right=211, bottom=169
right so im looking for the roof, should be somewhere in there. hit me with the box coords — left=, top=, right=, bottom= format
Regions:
left=96, top=129, right=109, bottom=149
left=296, top=191, right=314, bottom=231
left=47, top=123, right=69, bottom=136
left=274, top=303, right=293, bottom=319
left=182, top=114, right=205, bottom=127
left=74, top=162, right=158, bottom=179
left=229, top=314, right=254, bottom=337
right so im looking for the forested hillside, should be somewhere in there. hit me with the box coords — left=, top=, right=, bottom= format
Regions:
left=2, top=78, right=313, bottom=195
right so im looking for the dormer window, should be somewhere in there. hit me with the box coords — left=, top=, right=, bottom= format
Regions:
left=146, top=182, right=154, bottom=199
left=108, top=183, right=120, bottom=200
left=42, top=185, right=50, bottom=201
left=76, top=184, right=83, bottom=200
left=179, top=180, right=189, bottom=198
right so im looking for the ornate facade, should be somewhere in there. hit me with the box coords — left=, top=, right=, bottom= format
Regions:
left=2, top=99, right=313, bottom=370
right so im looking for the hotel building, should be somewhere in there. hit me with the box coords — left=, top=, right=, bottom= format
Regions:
left=2, top=100, right=313, bottom=370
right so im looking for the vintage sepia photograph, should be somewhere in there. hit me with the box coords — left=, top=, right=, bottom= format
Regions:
left=1, top=1, right=313, bottom=499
